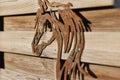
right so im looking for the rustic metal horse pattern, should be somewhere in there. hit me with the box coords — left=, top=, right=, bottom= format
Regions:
left=32, top=0, right=89, bottom=80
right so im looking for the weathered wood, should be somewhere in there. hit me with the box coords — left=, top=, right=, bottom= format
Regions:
left=4, top=9, right=120, bottom=31
left=4, top=16, right=35, bottom=31
left=4, top=53, right=55, bottom=79
left=82, top=9, right=120, bottom=32
left=4, top=53, right=120, bottom=80
left=0, top=0, right=114, bottom=16
left=0, top=69, right=47, bottom=80
left=0, top=31, right=120, bottom=67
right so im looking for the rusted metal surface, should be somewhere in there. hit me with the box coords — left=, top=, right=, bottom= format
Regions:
left=32, top=0, right=91, bottom=80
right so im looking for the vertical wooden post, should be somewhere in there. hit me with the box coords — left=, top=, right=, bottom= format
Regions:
left=0, top=16, right=4, bottom=68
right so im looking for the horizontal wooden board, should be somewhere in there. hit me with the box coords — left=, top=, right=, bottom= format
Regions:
left=0, top=0, right=114, bottom=16
left=0, top=69, right=52, bottom=80
left=82, top=9, right=120, bottom=32
left=0, top=31, right=120, bottom=67
left=4, top=16, right=35, bottom=31
left=0, top=69, right=42, bottom=80
left=4, top=9, right=120, bottom=31
left=4, top=53, right=56, bottom=79
left=4, top=53, right=120, bottom=80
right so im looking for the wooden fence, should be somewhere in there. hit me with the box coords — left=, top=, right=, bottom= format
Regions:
left=0, top=0, right=120, bottom=80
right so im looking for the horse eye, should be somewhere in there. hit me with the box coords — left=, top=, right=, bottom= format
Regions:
left=35, top=37, right=39, bottom=41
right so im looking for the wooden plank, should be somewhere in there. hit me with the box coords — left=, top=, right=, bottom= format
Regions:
left=4, top=9, right=120, bottom=31
left=5, top=53, right=55, bottom=79
left=0, top=69, right=48, bottom=80
left=81, top=9, right=120, bottom=32
left=4, top=53, right=120, bottom=80
left=0, top=0, right=114, bottom=16
left=4, top=16, right=35, bottom=31
left=0, top=31, right=120, bottom=67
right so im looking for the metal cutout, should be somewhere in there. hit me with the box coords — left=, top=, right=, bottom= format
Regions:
left=32, top=0, right=88, bottom=80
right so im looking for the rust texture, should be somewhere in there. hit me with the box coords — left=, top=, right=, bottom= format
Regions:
left=32, top=0, right=90, bottom=80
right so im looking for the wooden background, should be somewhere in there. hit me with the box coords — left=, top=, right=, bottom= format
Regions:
left=0, top=0, right=120, bottom=80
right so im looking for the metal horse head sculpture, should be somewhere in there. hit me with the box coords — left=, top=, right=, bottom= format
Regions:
left=32, top=0, right=89, bottom=80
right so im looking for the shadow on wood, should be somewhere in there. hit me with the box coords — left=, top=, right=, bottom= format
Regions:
left=77, top=63, right=98, bottom=80
left=0, top=14, right=4, bottom=69
left=0, top=52, right=5, bottom=68
left=0, top=16, right=4, bottom=31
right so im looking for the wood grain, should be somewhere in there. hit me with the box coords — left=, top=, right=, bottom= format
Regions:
left=81, top=9, right=120, bottom=32
left=0, top=0, right=114, bottom=16
left=4, top=53, right=120, bottom=80
left=0, top=31, right=120, bottom=67
left=1, top=1, right=119, bottom=80
left=4, top=16, right=35, bottom=31
left=0, top=69, right=41, bottom=80
left=4, top=53, right=55, bottom=79
left=4, top=9, right=120, bottom=31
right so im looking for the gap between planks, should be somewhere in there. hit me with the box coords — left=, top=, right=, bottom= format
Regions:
left=0, top=31, right=120, bottom=67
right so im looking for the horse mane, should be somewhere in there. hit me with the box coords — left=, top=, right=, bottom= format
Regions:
left=32, top=0, right=91, bottom=80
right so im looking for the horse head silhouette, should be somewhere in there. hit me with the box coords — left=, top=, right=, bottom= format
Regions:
left=32, top=0, right=91, bottom=80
